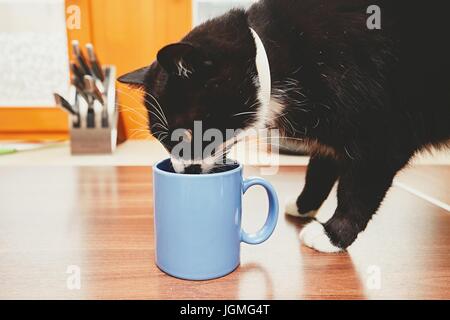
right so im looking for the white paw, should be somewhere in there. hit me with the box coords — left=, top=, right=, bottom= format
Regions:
left=285, top=197, right=317, bottom=218
left=299, top=221, right=343, bottom=253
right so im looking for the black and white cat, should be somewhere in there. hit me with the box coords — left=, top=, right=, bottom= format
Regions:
left=118, top=0, right=450, bottom=252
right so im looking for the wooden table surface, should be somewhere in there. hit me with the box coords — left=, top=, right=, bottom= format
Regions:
left=0, top=165, right=449, bottom=300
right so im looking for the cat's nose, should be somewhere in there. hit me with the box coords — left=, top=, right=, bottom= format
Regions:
left=184, top=164, right=202, bottom=174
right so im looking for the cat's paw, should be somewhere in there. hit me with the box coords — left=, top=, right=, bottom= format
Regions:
left=299, top=221, right=343, bottom=253
left=285, top=197, right=317, bottom=218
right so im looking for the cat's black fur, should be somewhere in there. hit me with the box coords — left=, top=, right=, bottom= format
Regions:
left=119, top=0, right=450, bottom=251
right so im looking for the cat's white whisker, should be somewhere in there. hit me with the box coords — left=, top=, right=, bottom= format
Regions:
left=117, top=104, right=149, bottom=122
left=145, top=92, right=169, bottom=126
left=151, top=122, right=169, bottom=132
left=232, top=111, right=258, bottom=118
left=116, top=88, right=169, bottom=127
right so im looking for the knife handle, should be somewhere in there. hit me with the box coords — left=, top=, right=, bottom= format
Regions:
left=84, top=75, right=105, bottom=105
left=72, top=40, right=92, bottom=76
left=70, top=62, right=85, bottom=86
left=86, top=43, right=105, bottom=82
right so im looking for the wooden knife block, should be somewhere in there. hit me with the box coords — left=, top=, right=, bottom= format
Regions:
left=69, top=66, right=118, bottom=155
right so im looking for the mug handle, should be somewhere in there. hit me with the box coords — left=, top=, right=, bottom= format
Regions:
left=241, top=177, right=279, bottom=245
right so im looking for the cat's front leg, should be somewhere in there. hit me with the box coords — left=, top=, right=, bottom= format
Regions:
left=300, top=159, right=406, bottom=252
left=286, top=155, right=338, bottom=218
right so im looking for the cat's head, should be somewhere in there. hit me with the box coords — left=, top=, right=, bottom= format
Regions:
left=118, top=10, right=267, bottom=173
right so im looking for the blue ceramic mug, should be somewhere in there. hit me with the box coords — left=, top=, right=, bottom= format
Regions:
left=153, top=159, right=279, bottom=280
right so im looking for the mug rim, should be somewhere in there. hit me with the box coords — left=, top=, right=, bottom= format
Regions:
left=153, top=158, right=243, bottom=178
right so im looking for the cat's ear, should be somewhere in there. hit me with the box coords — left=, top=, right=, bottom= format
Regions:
left=157, top=42, right=210, bottom=78
left=117, top=66, right=149, bottom=86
